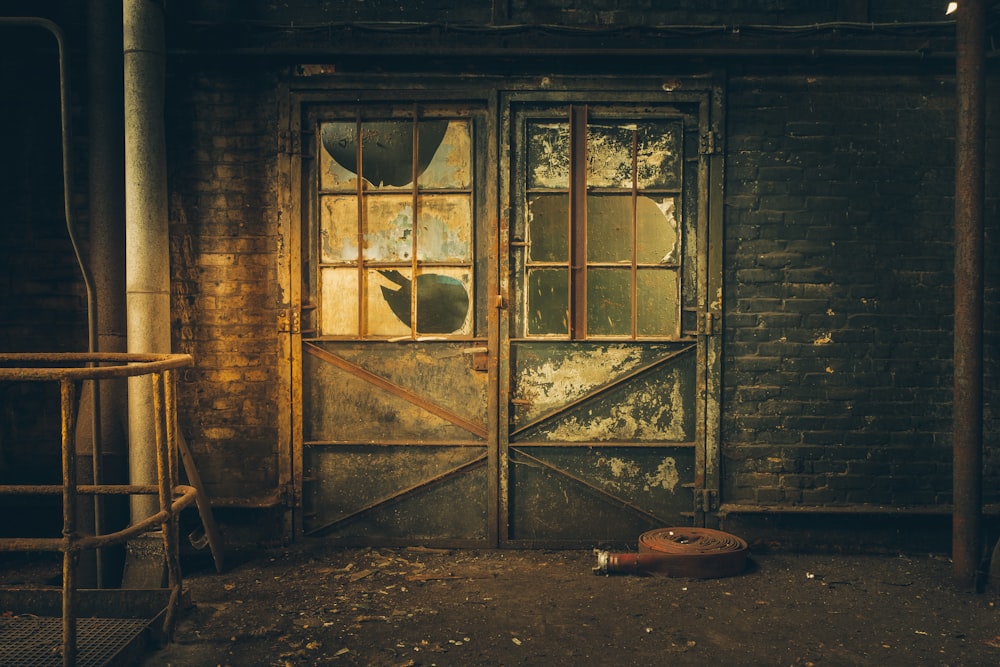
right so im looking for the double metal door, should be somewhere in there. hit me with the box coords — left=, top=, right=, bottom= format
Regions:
left=287, top=87, right=721, bottom=547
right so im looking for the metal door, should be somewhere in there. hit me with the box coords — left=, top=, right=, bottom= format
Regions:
left=295, top=103, right=498, bottom=546
left=500, top=97, right=721, bottom=547
left=287, top=86, right=722, bottom=547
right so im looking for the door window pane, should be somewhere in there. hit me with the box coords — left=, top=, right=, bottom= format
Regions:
left=637, top=269, right=679, bottom=336
left=320, top=268, right=359, bottom=336
left=365, top=195, right=413, bottom=261
left=416, top=195, right=473, bottom=262
left=418, top=120, right=472, bottom=189
left=635, top=196, right=680, bottom=265
left=587, top=123, right=634, bottom=188
left=526, top=268, right=569, bottom=335
left=527, top=121, right=570, bottom=189
left=319, top=195, right=359, bottom=262
left=412, top=268, right=473, bottom=335
left=635, top=122, right=682, bottom=190
left=587, top=195, right=632, bottom=263
left=587, top=268, right=631, bottom=336
left=527, top=194, right=568, bottom=263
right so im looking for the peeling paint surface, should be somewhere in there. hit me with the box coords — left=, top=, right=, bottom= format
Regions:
left=541, top=366, right=689, bottom=442
left=513, top=346, right=647, bottom=420
left=595, top=455, right=680, bottom=494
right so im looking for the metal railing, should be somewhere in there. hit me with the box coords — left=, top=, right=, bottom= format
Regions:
left=0, top=352, right=195, bottom=667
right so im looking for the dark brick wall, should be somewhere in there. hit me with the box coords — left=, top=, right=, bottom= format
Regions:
left=166, top=65, right=283, bottom=503
left=722, top=72, right=999, bottom=509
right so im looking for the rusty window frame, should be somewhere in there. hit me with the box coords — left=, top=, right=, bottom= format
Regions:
left=519, top=105, right=687, bottom=341
left=311, top=107, right=477, bottom=340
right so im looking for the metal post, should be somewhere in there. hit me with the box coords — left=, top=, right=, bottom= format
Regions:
left=952, top=0, right=986, bottom=590
left=124, top=0, right=171, bottom=526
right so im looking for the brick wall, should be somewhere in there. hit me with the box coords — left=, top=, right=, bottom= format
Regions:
left=166, top=65, right=283, bottom=504
left=722, top=71, right=999, bottom=509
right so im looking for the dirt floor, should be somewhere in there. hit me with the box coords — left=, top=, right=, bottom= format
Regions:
left=121, top=540, right=1000, bottom=667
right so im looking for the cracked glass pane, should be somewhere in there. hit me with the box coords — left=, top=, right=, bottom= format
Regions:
left=418, top=120, right=472, bottom=189
left=636, top=196, right=680, bottom=265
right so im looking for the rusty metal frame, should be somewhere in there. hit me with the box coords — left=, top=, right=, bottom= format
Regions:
left=0, top=352, right=195, bottom=667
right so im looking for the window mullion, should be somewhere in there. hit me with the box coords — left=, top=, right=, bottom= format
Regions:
left=355, top=112, right=366, bottom=338
left=409, top=110, right=420, bottom=339
left=569, top=104, right=588, bottom=340
left=631, top=128, right=638, bottom=340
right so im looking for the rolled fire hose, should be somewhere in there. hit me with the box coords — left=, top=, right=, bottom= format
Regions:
left=593, top=527, right=749, bottom=579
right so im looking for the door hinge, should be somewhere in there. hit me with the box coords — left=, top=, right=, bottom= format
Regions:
left=281, top=482, right=300, bottom=508
left=695, top=489, right=718, bottom=512
left=493, top=294, right=507, bottom=309
left=699, top=130, right=719, bottom=155
left=278, top=308, right=301, bottom=333
left=278, top=130, right=301, bottom=156
left=699, top=311, right=717, bottom=336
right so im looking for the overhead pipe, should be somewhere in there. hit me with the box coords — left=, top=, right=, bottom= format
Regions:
left=124, top=0, right=171, bottom=527
left=952, top=0, right=986, bottom=591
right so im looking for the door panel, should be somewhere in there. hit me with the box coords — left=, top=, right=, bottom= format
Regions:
left=298, top=104, right=494, bottom=546
left=502, top=101, right=708, bottom=546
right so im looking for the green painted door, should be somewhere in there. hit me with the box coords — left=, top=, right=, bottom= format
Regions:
left=500, top=98, right=720, bottom=547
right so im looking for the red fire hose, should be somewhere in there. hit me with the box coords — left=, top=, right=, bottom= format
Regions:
left=593, top=527, right=749, bottom=579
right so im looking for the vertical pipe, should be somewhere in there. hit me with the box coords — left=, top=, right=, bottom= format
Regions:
left=952, top=0, right=986, bottom=590
left=87, top=0, right=127, bottom=589
left=124, top=0, right=170, bottom=523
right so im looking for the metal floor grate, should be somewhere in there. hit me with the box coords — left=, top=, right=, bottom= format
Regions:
left=0, top=616, right=151, bottom=667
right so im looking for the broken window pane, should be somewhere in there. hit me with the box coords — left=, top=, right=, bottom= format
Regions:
left=319, top=195, right=359, bottom=262
left=413, top=268, right=473, bottom=335
left=636, top=196, right=680, bottom=265
left=587, top=268, right=631, bottom=336
left=320, top=268, right=359, bottom=336
left=367, top=268, right=415, bottom=337
left=527, top=194, right=569, bottom=263
left=637, top=268, right=679, bottom=336
left=319, top=122, right=360, bottom=192
left=365, top=195, right=413, bottom=261
left=418, top=120, right=472, bottom=189
left=416, top=195, right=473, bottom=262
left=320, top=120, right=451, bottom=190
left=527, top=121, right=570, bottom=189
left=526, top=268, right=569, bottom=335
left=587, top=195, right=632, bottom=263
